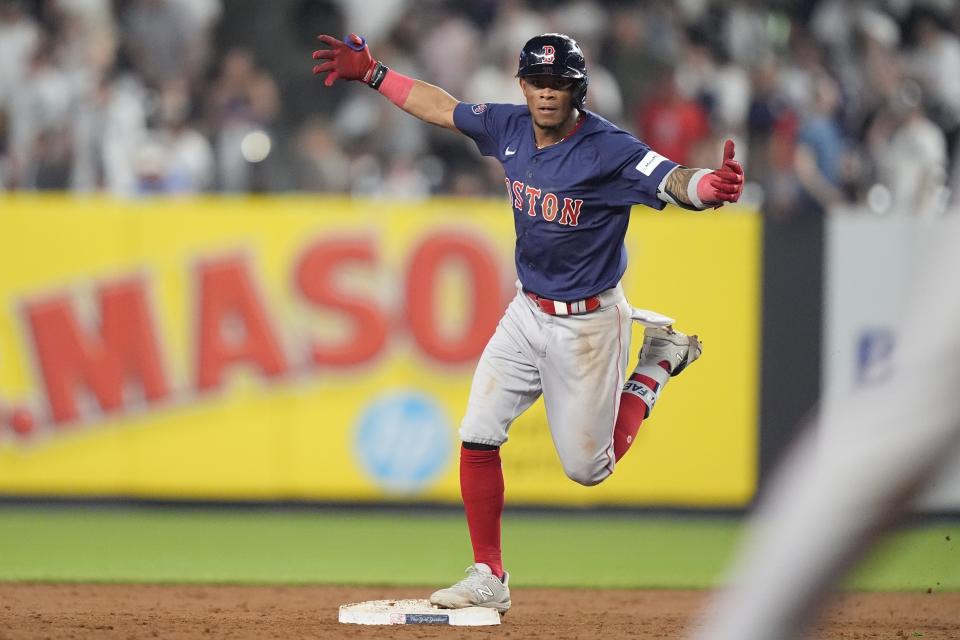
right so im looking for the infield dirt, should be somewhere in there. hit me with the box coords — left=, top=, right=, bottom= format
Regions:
left=1, top=584, right=958, bottom=639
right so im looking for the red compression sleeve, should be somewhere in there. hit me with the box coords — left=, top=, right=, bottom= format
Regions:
left=460, top=445, right=504, bottom=577
left=613, top=362, right=672, bottom=462
left=378, top=69, right=414, bottom=107
left=614, top=373, right=653, bottom=461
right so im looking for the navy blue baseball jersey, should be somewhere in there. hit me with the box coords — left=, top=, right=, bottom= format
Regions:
left=453, top=102, right=679, bottom=301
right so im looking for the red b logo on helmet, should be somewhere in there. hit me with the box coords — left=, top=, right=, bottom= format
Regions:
left=542, top=45, right=556, bottom=64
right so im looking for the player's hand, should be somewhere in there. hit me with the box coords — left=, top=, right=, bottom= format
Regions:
left=312, top=33, right=377, bottom=87
left=697, top=139, right=744, bottom=207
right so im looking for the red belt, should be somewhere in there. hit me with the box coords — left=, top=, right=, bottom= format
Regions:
left=525, top=291, right=602, bottom=316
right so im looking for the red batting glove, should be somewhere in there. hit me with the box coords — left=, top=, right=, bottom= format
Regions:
left=312, top=33, right=377, bottom=87
left=696, top=139, right=744, bottom=207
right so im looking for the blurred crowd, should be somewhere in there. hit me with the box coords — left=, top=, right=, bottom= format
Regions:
left=1, top=0, right=959, bottom=218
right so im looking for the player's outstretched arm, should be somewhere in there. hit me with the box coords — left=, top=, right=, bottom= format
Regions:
left=659, top=139, right=744, bottom=210
left=313, top=33, right=458, bottom=131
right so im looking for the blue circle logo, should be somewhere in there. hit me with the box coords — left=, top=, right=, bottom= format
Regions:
left=353, top=391, right=453, bottom=495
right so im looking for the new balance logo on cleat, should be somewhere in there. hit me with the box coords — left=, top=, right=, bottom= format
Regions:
left=430, top=564, right=511, bottom=613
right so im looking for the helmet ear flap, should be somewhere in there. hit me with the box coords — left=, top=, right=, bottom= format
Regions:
left=573, top=79, right=588, bottom=110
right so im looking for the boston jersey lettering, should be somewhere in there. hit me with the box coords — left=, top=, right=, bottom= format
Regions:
left=453, top=102, right=678, bottom=300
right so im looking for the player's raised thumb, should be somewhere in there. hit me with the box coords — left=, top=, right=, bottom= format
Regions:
left=723, top=139, right=736, bottom=161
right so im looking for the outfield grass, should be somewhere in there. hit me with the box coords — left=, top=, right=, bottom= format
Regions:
left=0, top=506, right=955, bottom=591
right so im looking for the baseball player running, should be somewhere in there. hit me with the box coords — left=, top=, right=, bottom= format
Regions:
left=313, top=32, right=743, bottom=613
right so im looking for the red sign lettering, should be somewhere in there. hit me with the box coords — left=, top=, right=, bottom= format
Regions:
left=10, top=228, right=510, bottom=435
left=295, top=237, right=389, bottom=366
left=25, top=277, right=169, bottom=424
left=195, top=256, right=288, bottom=390
left=405, top=232, right=503, bottom=364
left=10, top=407, right=35, bottom=435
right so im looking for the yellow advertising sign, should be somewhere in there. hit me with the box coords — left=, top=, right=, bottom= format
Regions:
left=0, top=196, right=759, bottom=506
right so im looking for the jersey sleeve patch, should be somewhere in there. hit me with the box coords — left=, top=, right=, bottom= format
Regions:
left=454, top=103, right=523, bottom=158
left=599, top=131, right=679, bottom=209
left=636, top=151, right=667, bottom=176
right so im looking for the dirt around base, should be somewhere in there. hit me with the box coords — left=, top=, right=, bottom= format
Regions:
left=0, top=584, right=958, bottom=640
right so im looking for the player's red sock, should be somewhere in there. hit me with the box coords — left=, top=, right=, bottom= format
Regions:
left=614, top=362, right=671, bottom=461
left=459, top=444, right=505, bottom=578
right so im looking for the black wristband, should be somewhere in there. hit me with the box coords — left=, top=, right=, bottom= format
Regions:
left=367, top=62, right=389, bottom=89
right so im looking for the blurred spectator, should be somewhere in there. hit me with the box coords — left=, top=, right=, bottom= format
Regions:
left=169, top=0, right=222, bottom=82
left=205, top=48, right=279, bottom=192
left=51, top=0, right=113, bottom=31
left=792, top=73, right=848, bottom=215
left=577, top=42, right=624, bottom=122
left=0, top=0, right=40, bottom=110
left=605, top=6, right=671, bottom=112
left=70, top=73, right=147, bottom=195
left=907, top=7, right=960, bottom=137
left=120, top=0, right=207, bottom=87
left=482, top=0, right=548, bottom=63
left=676, top=37, right=751, bottom=139
left=334, top=0, right=408, bottom=45
left=449, top=168, right=491, bottom=197
left=0, top=0, right=956, bottom=210
left=868, top=80, right=948, bottom=218
left=635, top=71, right=710, bottom=167
left=380, top=154, right=431, bottom=200
left=841, top=7, right=903, bottom=136
left=724, top=0, right=777, bottom=67
left=9, top=44, right=74, bottom=189
left=0, top=103, right=8, bottom=189
left=553, top=1, right=608, bottom=44
left=294, top=116, right=349, bottom=193
left=51, top=0, right=117, bottom=84
left=415, top=4, right=480, bottom=99
left=760, top=111, right=805, bottom=221
left=746, top=58, right=786, bottom=190
left=150, top=79, right=214, bottom=194
left=907, top=5, right=960, bottom=209
left=463, top=48, right=523, bottom=106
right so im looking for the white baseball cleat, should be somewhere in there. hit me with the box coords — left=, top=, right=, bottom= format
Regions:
left=638, top=326, right=702, bottom=377
left=429, top=563, right=511, bottom=614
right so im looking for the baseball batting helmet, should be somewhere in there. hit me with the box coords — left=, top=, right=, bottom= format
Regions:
left=516, top=33, right=589, bottom=110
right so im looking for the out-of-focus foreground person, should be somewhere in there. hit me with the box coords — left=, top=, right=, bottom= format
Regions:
left=691, top=216, right=960, bottom=640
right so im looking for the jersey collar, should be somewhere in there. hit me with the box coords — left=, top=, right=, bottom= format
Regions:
left=534, top=111, right=587, bottom=150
